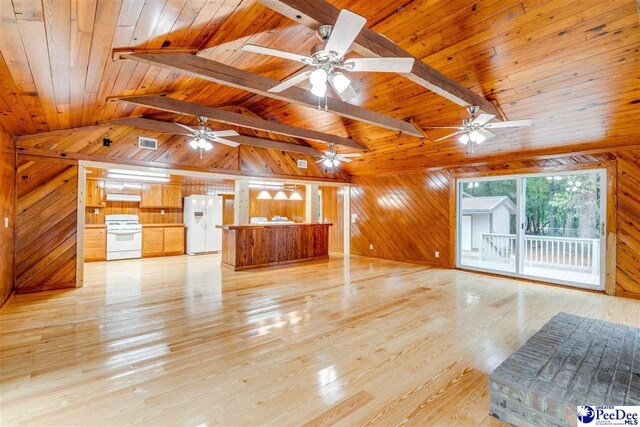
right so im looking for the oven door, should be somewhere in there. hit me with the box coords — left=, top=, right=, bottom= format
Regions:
left=106, top=229, right=142, bottom=260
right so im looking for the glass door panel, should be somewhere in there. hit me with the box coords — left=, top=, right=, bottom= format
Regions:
left=458, top=178, right=518, bottom=274
left=522, top=171, right=603, bottom=288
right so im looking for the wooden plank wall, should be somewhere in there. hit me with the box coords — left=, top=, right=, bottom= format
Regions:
left=0, top=129, right=15, bottom=307
left=15, top=156, right=78, bottom=293
left=350, top=149, right=640, bottom=299
left=321, top=186, right=345, bottom=253
left=350, top=171, right=452, bottom=267
left=16, top=125, right=348, bottom=182
left=249, top=189, right=305, bottom=223
left=615, top=149, right=640, bottom=299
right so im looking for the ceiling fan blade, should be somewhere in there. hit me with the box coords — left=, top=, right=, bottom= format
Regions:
left=340, top=153, right=362, bottom=157
left=346, top=57, right=414, bottom=73
left=316, top=158, right=326, bottom=163
left=337, top=157, right=352, bottom=163
left=209, top=130, right=239, bottom=138
left=269, top=71, right=313, bottom=93
left=477, top=128, right=496, bottom=141
left=484, top=119, right=533, bottom=129
left=471, top=113, right=495, bottom=126
left=422, top=126, right=462, bottom=129
left=241, top=44, right=310, bottom=63
left=324, top=9, right=367, bottom=58
left=174, top=122, right=197, bottom=134
left=435, top=131, right=464, bottom=141
left=212, top=137, right=240, bottom=147
left=328, top=77, right=357, bottom=102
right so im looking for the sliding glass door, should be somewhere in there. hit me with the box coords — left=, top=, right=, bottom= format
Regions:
left=457, top=169, right=606, bottom=290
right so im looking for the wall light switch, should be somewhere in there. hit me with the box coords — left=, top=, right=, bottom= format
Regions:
left=161, top=209, right=165, bottom=215
left=369, top=243, right=374, bottom=251
left=351, top=213, right=358, bottom=223
left=3, top=217, right=8, bottom=228
left=435, top=251, right=440, bottom=258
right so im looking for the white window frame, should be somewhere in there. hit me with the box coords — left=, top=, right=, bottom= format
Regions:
left=456, top=168, right=607, bottom=290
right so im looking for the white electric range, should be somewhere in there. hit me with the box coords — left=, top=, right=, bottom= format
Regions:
left=105, top=214, right=142, bottom=260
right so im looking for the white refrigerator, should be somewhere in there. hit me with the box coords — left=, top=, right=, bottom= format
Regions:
left=184, top=195, right=223, bottom=255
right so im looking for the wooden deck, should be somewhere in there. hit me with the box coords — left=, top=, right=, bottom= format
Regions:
left=1, top=254, right=638, bottom=426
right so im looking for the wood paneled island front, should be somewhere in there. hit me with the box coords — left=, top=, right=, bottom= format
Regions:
left=217, top=223, right=332, bottom=271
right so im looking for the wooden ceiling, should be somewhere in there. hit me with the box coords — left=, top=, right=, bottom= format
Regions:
left=0, top=0, right=638, bottom=175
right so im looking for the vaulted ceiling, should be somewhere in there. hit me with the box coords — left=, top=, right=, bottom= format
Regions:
left=0, top=0, right=638, bottom=175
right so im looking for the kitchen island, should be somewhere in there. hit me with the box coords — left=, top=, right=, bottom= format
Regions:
left=217, top=223, right=332, bottom=271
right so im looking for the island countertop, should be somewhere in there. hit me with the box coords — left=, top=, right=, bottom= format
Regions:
left=218, top=222, right=332, bottom=270
left=217, top=222, right=332, bottom=230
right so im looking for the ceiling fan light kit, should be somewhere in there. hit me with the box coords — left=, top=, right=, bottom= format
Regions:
left=317, top=143, right=362, bottom=169
left=241, top=9, right=414, bottom=109
left=426, top=106, right=533, bottom=154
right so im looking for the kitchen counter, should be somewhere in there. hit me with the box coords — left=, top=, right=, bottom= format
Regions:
left=218, top=223, right=332, bottom=271
left=85, top=224, right=106, bottom=229
left=86, top=223, right=184, bottom=228
left=217, top=222, right=332, bottom=230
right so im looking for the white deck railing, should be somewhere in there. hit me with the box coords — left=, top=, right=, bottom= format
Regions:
left=481, top=234, right=600, bottom=274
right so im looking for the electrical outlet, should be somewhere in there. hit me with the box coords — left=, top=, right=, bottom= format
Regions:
left=3, top=217, right=8, bottom=228
left=369, top=243, right=374, bottom=251
left=93, top=208, right=99, bottom=214
left=351, top=213, right=358, bottom=224
left=435, top=251, right=440, bottom=258
left=161, top=209, right=165, bottom=215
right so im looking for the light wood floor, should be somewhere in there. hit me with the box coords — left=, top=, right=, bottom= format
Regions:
left=1, top=254, right=639, bottom=426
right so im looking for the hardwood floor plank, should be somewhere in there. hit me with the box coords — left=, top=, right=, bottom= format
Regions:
left=0, top=254, right=639, bottom=426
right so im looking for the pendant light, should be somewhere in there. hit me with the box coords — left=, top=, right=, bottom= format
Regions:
left=256, top=190, right=272, bottom=200
left=289, top=188, right=303, bottom=200
left=273, top=190, right=288, bottom=200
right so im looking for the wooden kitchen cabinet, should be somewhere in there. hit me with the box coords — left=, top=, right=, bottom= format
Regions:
left=142, top=226, right=184, bottom=257
left=84, top=227, right=106, bottom=262
left=142, top=227, right=165, bottom=257
left=162, top=185, right=182, bottom=208
left=163, top=227, right=184, bottom=254
left=141, top=183, right=163, bottom=207
left=85, top=180, right=105, bottom=207
left=141, top=184, right=181, bottom=208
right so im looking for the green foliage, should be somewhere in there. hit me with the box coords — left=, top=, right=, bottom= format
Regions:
left=462, top=172, right=601, bottom=238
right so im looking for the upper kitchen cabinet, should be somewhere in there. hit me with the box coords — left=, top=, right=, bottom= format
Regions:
left=141, top=183, right=163, bottom=207
left=85, top=180, right=105, bottom=207
left=162, top=185, right=182, bottom=208
left=141, top=184, right=182, bottom=208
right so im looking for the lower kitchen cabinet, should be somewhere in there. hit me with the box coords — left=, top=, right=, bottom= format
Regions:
left=142, top=226, right=184, bottom=257
left=142, top=228, right=165, bottom=257
left=163, top=227, right=184, bottom=254
left=84, top=227, right=106, bottom=262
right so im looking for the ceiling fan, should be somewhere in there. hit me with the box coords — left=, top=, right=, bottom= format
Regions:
left=174, top=116, right=240, bottom=157
left=425, top=106, right=533, bottom=153
left=316, top=143, right=362, bottom=168
left=241, top=9, right=414, bottom=106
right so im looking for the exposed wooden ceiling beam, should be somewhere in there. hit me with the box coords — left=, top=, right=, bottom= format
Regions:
left=106, top=117, right=188, bottom=134
left=116, top=51, right=423, bottom=138
left=115, top=95, right=365, bottom=150
left=107, top=117, right=323, bottom=157
left=256, top=0, right=501, bottom=117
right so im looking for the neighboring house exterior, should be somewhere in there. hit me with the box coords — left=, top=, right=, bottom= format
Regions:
left=461, top=195, right=517, bottom=251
